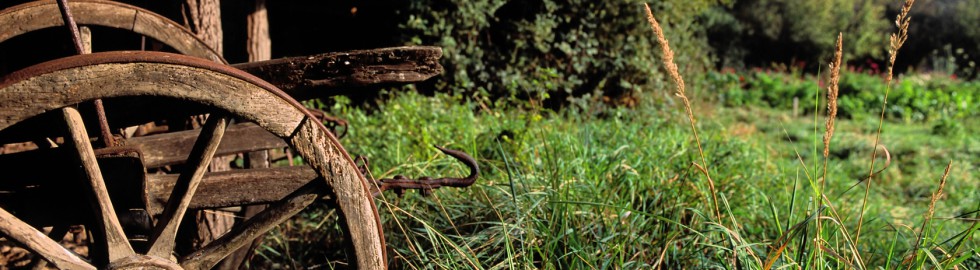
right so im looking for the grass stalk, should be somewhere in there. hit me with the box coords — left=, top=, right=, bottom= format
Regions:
left=855, top=0, right=916, bottom=248
left=943, top=201, right=980, bottom=267
left=643, top=3, right=720, bottom=221
left=817, top=32, right=843, bottom=263
left=906, top=160, right=952, bottom=269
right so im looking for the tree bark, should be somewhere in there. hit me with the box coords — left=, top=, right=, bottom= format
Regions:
left=246, top=0, right=270, bottom=62
left=182, top=0, right=223, bottom=54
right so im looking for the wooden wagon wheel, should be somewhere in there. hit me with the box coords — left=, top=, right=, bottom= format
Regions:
left=0, top=51, right=385, bottom=269
left=0, top=0, right=224, bottom=64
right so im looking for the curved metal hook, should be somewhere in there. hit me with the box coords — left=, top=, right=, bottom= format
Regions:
left=371, top=145, right=479, bottom=197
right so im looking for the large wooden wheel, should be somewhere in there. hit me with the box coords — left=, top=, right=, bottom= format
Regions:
left=0, top=0, right=224, bottom=63
left=0, top=51, right=385, bottom=269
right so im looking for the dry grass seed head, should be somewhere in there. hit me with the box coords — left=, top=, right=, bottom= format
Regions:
left=643, top=3, right=685, bottom=98
left=887, top=0, right=915, bottom=82
left=823, top=33, right=843, bottom=158
left=644, top=3, right=720, bottom=220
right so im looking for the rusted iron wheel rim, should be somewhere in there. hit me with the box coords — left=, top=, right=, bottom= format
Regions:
left=0, top=51, right=386, bottom=269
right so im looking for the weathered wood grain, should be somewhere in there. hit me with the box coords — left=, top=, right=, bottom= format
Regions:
left=288, top=117, right=386, bottom=269
left=124, top=122, right=286, bottom=168
left=179, top=183, right=320, bottom=269
left=0, top=52, right=304, bottom=136
left=0, top=122, right=286, bottom=171
left=62, top=107, right=135, bottom=261
left=0, top=207, right=95, bottom=270
left=144, top=166, right=319, bottom=216
left=147, top=115, right=228, bottom=258
left=0, top=163, right=319, bottom=225
left=233, top=46, right=443, bottom=99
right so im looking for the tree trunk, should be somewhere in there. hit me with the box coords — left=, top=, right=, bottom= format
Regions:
left=246, top=0, right=270, bottom=63
left=182, top=0, right=223, bottom=55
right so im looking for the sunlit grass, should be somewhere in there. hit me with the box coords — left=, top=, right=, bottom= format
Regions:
left=249, top=85, right=977, bottom=268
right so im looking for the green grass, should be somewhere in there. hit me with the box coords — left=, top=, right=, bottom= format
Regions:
left=250, top=88, right=978, bottom=268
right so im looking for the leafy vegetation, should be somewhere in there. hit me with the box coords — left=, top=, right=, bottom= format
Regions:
left=251, top=90, right=979, bottom=268
left=709, top=69, right=980, bottom=122
left=703, top=0, right=889, bottom=68
left=399, top=0, right=726, bottom=102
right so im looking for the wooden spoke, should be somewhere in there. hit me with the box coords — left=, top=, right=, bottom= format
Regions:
left=62, top=107, right=135, bottom=262
left=147, top=114, right=229, bottom=258
left=0, top=207, right=95, bottom=270
left=179, top=183, right=321, bottom=270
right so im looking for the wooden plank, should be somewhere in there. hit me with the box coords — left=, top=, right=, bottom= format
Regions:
left=0, top=122, right=285, bottom=178
left=0, top=147, right=146, bottom=227
left=123, top=122, right=287, bottom=168
left=144, top=166, right=319, bottom=215
left=0, top=52, right=383, bottom=267
left=0, top=161, right=318, bottom=225
left=233, top=46, right=443, bottom=99
left=225, top=1, right=273, bottom=264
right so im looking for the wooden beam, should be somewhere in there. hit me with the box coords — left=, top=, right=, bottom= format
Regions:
left=144, top=166, right=319, bottom=216
left=0, top=161, right=319, bottom=226
left=122, top=122, right=287, bottom=168
left=233, top=46, right=443, bottom=99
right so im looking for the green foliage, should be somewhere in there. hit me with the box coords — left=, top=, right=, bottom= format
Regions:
left=710, top=70, right=819, bottom=112
left=330, top=92, right=773, bottom=267
left=257, top=91, right=979, bottom=268
left=703, top=0, right=889, bottom=68
left=710, top=70, right=980, bottom=122
left=853, top=73, right=980, bottom=121
left=399, top=0, right=726, bottom=102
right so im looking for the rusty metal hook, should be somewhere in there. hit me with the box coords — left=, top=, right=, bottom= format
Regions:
left=370, top=145, right=479, bottom=197
left=308, top=108, right=349, bottom=139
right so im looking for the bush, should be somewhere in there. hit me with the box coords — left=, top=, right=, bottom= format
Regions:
left=703, top=0, right=889, bottom=70
left=399, top=0, right=727, bottom=105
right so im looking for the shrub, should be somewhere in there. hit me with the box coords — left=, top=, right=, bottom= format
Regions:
left=703, top=0, right=889, bottom=70
left=399, top=0, right=727, bottom=105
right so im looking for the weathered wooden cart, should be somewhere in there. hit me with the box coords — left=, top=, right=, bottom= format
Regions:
left=0, top=0, right=476, bottom=269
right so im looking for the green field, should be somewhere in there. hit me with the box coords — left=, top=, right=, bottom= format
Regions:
left=250, top=73, right=979, bottom=268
